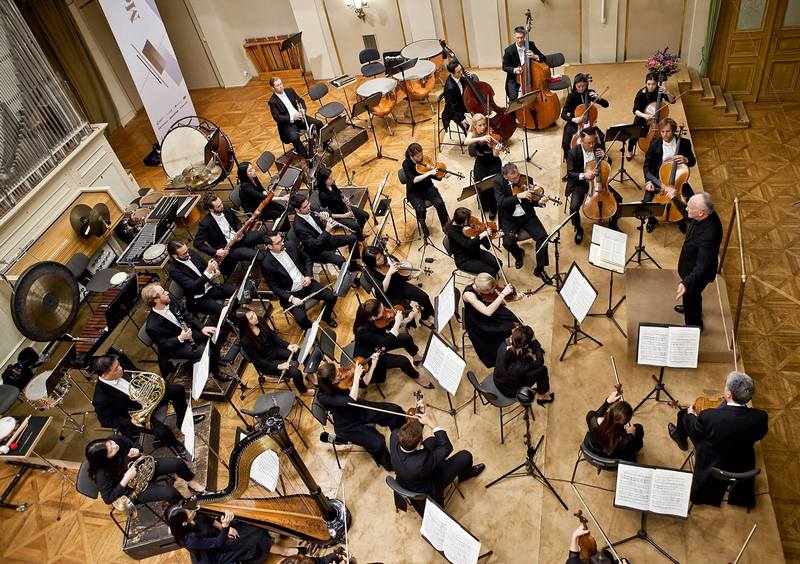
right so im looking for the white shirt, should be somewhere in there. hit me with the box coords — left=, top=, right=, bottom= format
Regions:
left=662, top=138, right=678, bottom=162
left=578, top=149, right=595, bottom=181
left=517, top=44, right=526, bottom=66
left=455, top=77, right=463, bottom=95
left=297, top=212, right=323, bottom=234
left=153, top=306, right=183, bottom=329
left=100, top=376, right=130, bottom=396
left=276, top=91, right=298, bottom=119
left=271, top=250, right=304, bottom=292
left=177, top=257, right=212, bottom=298
left=211, top=212, right=236, bottom=243
left=508, top=180, right=526, bottom=217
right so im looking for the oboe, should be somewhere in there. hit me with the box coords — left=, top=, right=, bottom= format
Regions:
left=174, top=308, right=198, bottom=351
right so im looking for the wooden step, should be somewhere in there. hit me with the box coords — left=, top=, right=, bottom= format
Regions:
left=735, top=100, right=750, bottom=126
left=688, top=67, right=703, bottom=92
left=700, top=77, right=714, bottom=101
left=723, top=92, right=737, bottom=115
left=711, top=84, right=726, bottom=108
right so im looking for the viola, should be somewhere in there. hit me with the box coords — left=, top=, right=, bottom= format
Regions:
left=462, top=216, right=499, bottom=238
left=479, top=285, right=533, bottom=304
left=516, top=9, right=561, bottom=130
left=574, top=510, right=598, bottom=562
left=373, top=302, right=419, bottom=329
left=580, top=144, right=617, bottom=223
left=415, top=156, right=465, bottom=180
left=511, top=176, right=562, bottom=205
left=652, top=125, right=690, bottom=223
left=334, top=350, right=384, bottom=390
left=406, top=390, right=425, bottom=417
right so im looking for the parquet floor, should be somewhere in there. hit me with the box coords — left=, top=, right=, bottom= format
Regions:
left=0, top=65, right=795, bottom=563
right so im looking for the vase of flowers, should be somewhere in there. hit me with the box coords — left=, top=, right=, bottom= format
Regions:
left=646, top=47, right=681, bottom=79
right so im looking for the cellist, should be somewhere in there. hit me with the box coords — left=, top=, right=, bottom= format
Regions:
left=502, top=25, right=546, bottom=102
left=565, top=127, right=622, bottom=244
left=643, top=117, right=696, bottom=233
left=561, top=74, right=609, bottom=161
left=627, top=72, right=675, bottom=160
left=441, top=60, right=469, bottom=134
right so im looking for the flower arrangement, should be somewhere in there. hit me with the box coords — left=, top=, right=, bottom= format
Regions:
left=646, top=47, right=681, bottom=78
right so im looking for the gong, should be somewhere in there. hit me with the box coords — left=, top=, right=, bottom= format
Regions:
left=11, top=261, right=79, bottom=341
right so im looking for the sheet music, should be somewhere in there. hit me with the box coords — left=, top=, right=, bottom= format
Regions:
left=180, top=401, right=195, bottom=457
left=589, top=225, right=627, bottom=273
left=560, top=266, right=597, bottom=323
left=422, top=333, right=465, bottom=396
left=636, top=325, right=669, bottom=366
left=420, top=499, right=448, bottom=551
left=421, top=500, right=481, bottom=564
left=191, top=342, right=211, bottom=400
left=298, top=319, right=320, bottom=364
left=614, top=463, right=653, bottom=512
left=667, top=326, right=701, bottom=368
left=212, top=303, right=229, bottom=345
left=250, top=450, right=280, bottom=492
left=650, top=469, right=692, bottom=517
left=435, top=276, right=456, bottom=333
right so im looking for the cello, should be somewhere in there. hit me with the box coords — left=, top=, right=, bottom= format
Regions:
left=648, top=126, right=690, bottom=223
left=580, top=134, right=617, bottom=223
left=569, top=78, right=608, bottom=149
left=439, top=40, right=516, bottom=143
left=637, top=73, right=670, bottom=153
left=516, top=9, right=560, bottom=130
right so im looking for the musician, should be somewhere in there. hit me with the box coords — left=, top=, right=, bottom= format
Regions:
left=167, top=240, right=235, bottom=318
left=85, top=434, right=205, bottom=506
left=316, top=167, right=368, bottom=240
left=402, top=143, right=450, bottom=237
left=260, top=231, right=338, bottom=330
left=316, top=356, right=406, bottom=470
left=234, top=306, right=308, bottom=393
left=390, top=409, right=485, bottom=514
left=566, top=527, right=628, bottom=564
left=353, top=299, right=434, bottom=389
left=493, top=162, right=551, bottom=279
left=493, top=325, right=553, bottom=404
left=280, top=553, right=348, bottom=564
left=585, top=389, right=644, bottom=462
left=445, top=207, right=501, bottom=277
left=566, top=127, right=622, bottom=243
left=464, top=113, right=501, bottom=220
left=236, top=161, right=288, bottom=220
left=441, top=60, right=468, bottom=134
left=627, top=72, right=675, bottom=160
left=667, top=371, right=768, bottom=507
left=166, top=505, right=300, bottom=563
left=502, top=25, right=546, bottom=101
left=141, top=283, right=231, bottom=383
left=643, top=117, right=697, bottom=232
left=361, top=246, right=434, bottom=325
left=268, top=76, right=325, bottom=160
left=462, top=273, right=519, bottom=368
left=664, top=190, right=722, bottom=330
left=289, top=192, right=360, bottom=268
left=91, top=353, right=203, bottom=461
left=561, top=73, right=609, bottom=161
left=195, top=194, right=264, bottom=275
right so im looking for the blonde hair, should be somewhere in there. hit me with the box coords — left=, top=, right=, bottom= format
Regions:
left=473, top=272, right=497, bottom=293
left=141, top=283, right=162, bottom=308
left=468, top=113, right=487, bottom=136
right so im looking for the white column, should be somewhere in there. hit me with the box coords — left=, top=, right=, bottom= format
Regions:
left=397, top=0, right=437, bottom=42
left=289, top=0, right=340, bottom=79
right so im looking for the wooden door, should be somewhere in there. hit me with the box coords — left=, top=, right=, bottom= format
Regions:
left=759, top=0, right=800, bottom=101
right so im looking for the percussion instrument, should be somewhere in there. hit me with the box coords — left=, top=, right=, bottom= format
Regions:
left=141, top=243, right=168, bottom=265
left=0, top=417, right=16, bottom=442
left=139, top=191, right=164, bottom=207
left=117, top=219, right=172, bottom=266
left=167, top=163, right=223, bottom=191
left=11, top=261, right=79, bottom=342
left=69, top=204, right=92, bottom=238
left=132, top=208, right=150, bottom=224
left=401, top=60, right=436, bottom=101
left=110, top=272, right=129, bottom=286
left=23, top=370, right=72, bottom=410
left=356, top=78, right=398, bottom=118
left=89, top=203, right=111, bottom=236
left=400, top=39, right=444, bottom=69
left=160, top=118, right=233, bottom=183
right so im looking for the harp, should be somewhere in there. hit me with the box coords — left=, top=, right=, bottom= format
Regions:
left=184, top=405, right=348, bottom=547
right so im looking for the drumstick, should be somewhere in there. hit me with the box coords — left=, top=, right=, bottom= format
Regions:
left=0, top=416, right=30, bottom=454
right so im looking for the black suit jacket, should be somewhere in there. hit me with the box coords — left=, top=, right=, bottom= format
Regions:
left=168, top=249, right=215, bottom=301
left=390, top=428, right=453, bottom=498
left=268, top=89, right=308, bottom=143
left=673, top=198, right=723, bottom=293
left=145, top=302, right=203, bottom=357
left=502, top=41, right=545, bottom=87
left=683, top=404, right=768, bottom=506
left=643, top=137, right=697, bottom=184
left=441, top=75, right=467, bottom=127
left=259, top=241, right=313, bottom=304
left=92, top=378, right=140, bottom=433
left=292, top=214, right=332, bottom=256
left=492, top=174, right=541, bottom=228
left=565, top=136, right=611, bottom=198
left=194, top=207, right=243, bottom=257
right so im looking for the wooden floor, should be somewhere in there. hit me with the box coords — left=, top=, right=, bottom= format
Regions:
left=0, top=63, right=795, bottom=563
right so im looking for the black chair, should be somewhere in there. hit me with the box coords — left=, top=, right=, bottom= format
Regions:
left=242, top=390, right=307, bottom=448
left=256, top=150, right=302, bottom=189
left=308, top=82, right=347, bottom=121
left=687, top=466, right=762, bottom=514
left=570, top=435, right=620, bottom=483
left=359, top=48, right=385, bottom=77
left=544, top=53, right=571, bottom=92
left=442, top=235, right=481, bottom=284
left=0, top=384, right=20, bottom=415
left=385, top=475, right=463, bottom=516
left=398, top=168, right=432, bottom=237
left=466, top=370, right=522, bottom=444
left=436, top=92, right=464, bottom=154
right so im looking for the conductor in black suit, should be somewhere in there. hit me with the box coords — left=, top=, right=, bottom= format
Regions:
left=167, top=240, right=235, bottom=318
left=664, top=190, right=722, bottom=330
left=288, top=192, right=359, bottom=268
left=389, top=409, right=484, bottom=514
left=501, top=25, right=545, bottom=101
left=668, top=371, right=768, bottom=507
left=194, top=195, right=264, bottom=276
left=259, top=231, right=338, bottom=330
left=267, top=76, right=324, bottom=160
left=441, top=60, right=468, bottom=134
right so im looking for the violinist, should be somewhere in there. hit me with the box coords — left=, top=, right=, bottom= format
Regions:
left=627, top=73, right=675, bottom=160
left=567, top=527, right=628, bottom=564
left=492, top=162, right=551, bottom=280
left=441, top=60, right=469, bottom=134
left=561, top=74, right=609, bottom=161
left=353, top=299, right=434, bottom=389
left=402, top=143, right=450, bottom=237
left=643, top=117, right=697, bottom=233
left=493, top=325, right=553, bottom=404
left=464, top=113, right=502, bottom=220
left=316, top=355, right=406, bottom=471
left=361, top=246, right=435, bottom=325
left=236, top=161, right=288, bottom=221
left=462, top=273, right=519, bottom=368
left=445, top=207, right=501, bottom=277
left=502, top=25, right=546, bottom=102
left=585, top=389, right=643, bottom=463
left=566, top=127, right=622, bottom=243
left=316, top=166, right=368, bottom=241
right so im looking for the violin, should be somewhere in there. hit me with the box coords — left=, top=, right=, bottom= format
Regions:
left=574, top=510, right=598, bottom=562
left=511, top=175, right=562, bottom=205
left=479, top=284, right=533, bottom=304
left=406, top=390, right=425, bottom=417
left=652, top=125, right=690, bottom=223
left=480, top=127, right=510, bottom=154
left=462, top=216, right=500, bottom=238
left=516, top=9, right=561, bottom=130
left=373, top=302, right=420, bottom=329
left=334, top=349, right=385, bottom=390
left=668, top=395, right=725, bottom=413
left=377, top=255, right=432, bottom=277
left=415, top=156, right=465, bottom=180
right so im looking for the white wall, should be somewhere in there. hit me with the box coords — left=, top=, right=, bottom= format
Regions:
left=682, top=0, right=713, bottom=70
left=463, top=0, right=502, bottom=68
left=290, top=0, right=340, bottom=78
left=582, top=0, right=621, bottom=64
left=398, top=0, right=437, bottom=42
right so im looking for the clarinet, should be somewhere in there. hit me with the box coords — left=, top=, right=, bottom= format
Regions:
left=174, top=307, right=198, bottom=351
left=312, top=210, right=355, bottom=233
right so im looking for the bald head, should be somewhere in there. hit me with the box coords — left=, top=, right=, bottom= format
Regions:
left=686, top=192, right=714, bottom=221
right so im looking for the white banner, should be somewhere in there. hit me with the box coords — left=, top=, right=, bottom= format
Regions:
left=99, top=0, right=196, bottom=142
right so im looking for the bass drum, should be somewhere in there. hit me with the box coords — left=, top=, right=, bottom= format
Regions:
left=160, top=117, right=234, bottom=183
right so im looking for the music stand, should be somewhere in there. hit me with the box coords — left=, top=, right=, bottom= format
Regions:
left=606, top=124, right=648, bottom=188
left=279, top=32, right=309, bottom=94
left=421, top=331, right=470, bottom=438
left=558, top=262, right=602, bottom=360
left=386, top=57, right=429, bottom=134
left=420, top=497, right=493, bottom=563
left=319, top=114, right=354, bottom=185
left=619, top=202, right=666, bottom=267
left=506, top=89, right=543, bottom=170
left=353, top=93, right=398, bottom=167
left=456, top=173, right=497, bottom=206
left=533, top=211, right=577, bottom=292
left=333, top=243, right=358, bottom=297
left=586, top=225, right=628, bottom=337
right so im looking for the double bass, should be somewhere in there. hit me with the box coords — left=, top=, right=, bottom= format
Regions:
left=580, top=136, right=617, bottom=223
left=439, top=40, right=516, bottom=143
left=516, top=9, right=560, bottom=130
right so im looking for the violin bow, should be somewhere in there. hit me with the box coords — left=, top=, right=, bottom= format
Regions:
left=282, top=282, right=334, bottom=314
left=572, top=485, right=623, bottom=563
left=473, top=171, right=508, bottom=287
left=731, top=523, right=757, bottom=564
left=358, top=263, right=395, bottom=310
left=611, top=355, right=623, bottom=398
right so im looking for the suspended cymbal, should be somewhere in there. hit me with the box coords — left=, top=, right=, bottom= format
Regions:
left=69, top=204, right=92, bottom=238
left=89, top=203, right=111, bottom=237
left=11, top=261, right=79, bottom=341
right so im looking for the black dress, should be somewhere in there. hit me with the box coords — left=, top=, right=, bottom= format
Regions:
left=468, top=143, right=501, bottom=216
left=364, top=265, right=434, bottom=320
left=240, top=323, right=306, bottom=393
left=462, top=285, right=517, bottom=368
left=584, top=400, right=644, bottom=462
left=238, top=177, right=286, bottom=219
left=492, top=340, right=550, bottom=398
left=353, top=324, right=420, bottom=382
left=560, top=89, right=609, bottom=159
left=183, top=512, right=272, bottom=564
left=444, top=224, right=500, bottom=276
left=317, top=182, right=369, bottom=238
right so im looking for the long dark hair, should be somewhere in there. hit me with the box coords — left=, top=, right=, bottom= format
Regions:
left=165, top=504, right=193, bottom=547
left=237, top=161, right=263, bottom=190
left=354, top=298, right=382, bottom=331
left=234, top=306, right=262, bottom=351
left=504, top=325, right=534, bottom=369
left=85, top=438, right=122, bottom=481
left=595, top=401, right=633, bottom=456
left=361, top=246, right=383, bottom=270
left=315, top=166, right=334, bottom=191
left=405, top=142, right=423, bottom=160
left=315, top=362, right=340, bottom=395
